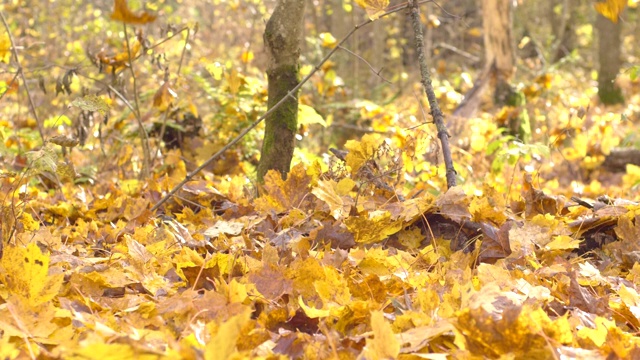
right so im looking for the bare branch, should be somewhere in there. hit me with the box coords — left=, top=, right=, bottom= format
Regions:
left=0, top=11, right=45, bottom=143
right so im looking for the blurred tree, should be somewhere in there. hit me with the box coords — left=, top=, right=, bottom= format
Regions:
left=454, top=0, right=530, bottom=141
left=481, top=0, right=515, bottom=104
left=257, top=0, right=306, bottom=182
left=596, top=13, right=624, bottom=105
left=550, top=0, right=578, bottom=62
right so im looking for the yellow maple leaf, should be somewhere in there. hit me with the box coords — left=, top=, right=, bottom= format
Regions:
left=622, top=164, right=640, bottom=189
left=21, top=212, right=40, bottom=232
left=456, top=305, right=569, bottom=357
left=0, top=242, right=63, bottom=307
left=344, top=210, right=403, bottom=244
left=344, top=134, right=381, bottom=173
left=205, top=308, right=251, bottom=360
left=544, top=235, right=581, bottom=251
left=0, top=31, right=11, bottom=64
left=286, top=257, right=325, bottom=300
left=362, top=311, right=400, bottom=359
left=577, top=316, right=615, bottom=347
left=314, top=266, right=351, bottom=306
left=254, top=163, right=311, bottom=214
left=311, top=179, right=353, bottom=220
left=354, top=0, right=389, bottom=20
left=469, top=184, right=507, bottom=224
left=0, top=336, right=19, bottom=359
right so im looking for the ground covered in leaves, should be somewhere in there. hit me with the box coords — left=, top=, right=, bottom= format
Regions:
left=2, top=0, right=640, bottom=358
left=2, top=130, right=640, bottom=359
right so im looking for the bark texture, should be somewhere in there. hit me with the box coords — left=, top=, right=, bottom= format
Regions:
left=409, top=0, right=456, bottom=189
left=482, top=0, right=514, bottom=84
left=453, top=0, right=515, bottom=118
left=257, top=0, right=306, bottom=182
left=596, top=13, right=624, bottom=105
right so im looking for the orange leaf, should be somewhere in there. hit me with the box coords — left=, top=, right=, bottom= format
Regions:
left=594, top=0, right=626, bottom=22
left=152, top=81, right=177, bottom=111
left=111, top=0, right=157, bottom=25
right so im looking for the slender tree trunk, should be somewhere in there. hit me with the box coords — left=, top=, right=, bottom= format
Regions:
left=408, top=0, right=457, bottom=188
left=453, top=0, right=515, bottom=116
left=550, top=0, right=577, bottom=62
left=482, top=0, right=515, bottom=104
left=257, top=0, right=306, bottom=182
left=596, top=13, right=624, bottom=105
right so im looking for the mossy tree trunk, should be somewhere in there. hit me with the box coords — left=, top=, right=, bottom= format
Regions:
left=257, top=0, right=306, bottom=182
left=596, top=13, right=624, bottom=105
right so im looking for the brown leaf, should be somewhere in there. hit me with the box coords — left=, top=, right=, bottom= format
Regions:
left=152, top=81, right=177, bottom=111
left=248, top=264, right=293, bottom=300
left=436, top=186, right=471, bottom=223
left=478, top=221, right=513, bottom=264
left=567, top=271, right=608, bottom=316
left=310, top=220, right=355, bottom=249
left=49, top=135, right=80, bottom=148
left=522, top=174, right=565, bottom=218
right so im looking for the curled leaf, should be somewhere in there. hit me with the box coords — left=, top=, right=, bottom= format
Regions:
left=49, top=135, right=80, bottom=148
left=70, top=95, right=110, bottom=116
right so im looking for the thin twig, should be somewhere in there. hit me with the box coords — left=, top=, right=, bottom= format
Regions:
left=329, top=122, right=393, bottom=135
left=0, top=71, right=19, bottom=101
left=149, top=26, right=190, bottom=51
left=0, top=11, right=45, bottom=143
left=153, top=28, right=192, bottom=165
left=175, top=27, right=191, bottom=78
left=123, top=24, right=151, bottom=178
left=434, top=42, right=480, bottom=62
left=338, top=46, right=392, bottom=84
left=408, top=0, right=457, bottom=188
left=151, top=3, right=417, bottom=212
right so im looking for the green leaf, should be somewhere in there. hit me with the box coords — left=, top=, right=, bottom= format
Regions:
left=630, top=66, right=639, bottom=81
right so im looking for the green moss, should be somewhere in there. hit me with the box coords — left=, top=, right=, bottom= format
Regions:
left=257, top=64, right=301, bottom=182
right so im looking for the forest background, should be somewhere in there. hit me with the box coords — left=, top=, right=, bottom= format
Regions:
left=1, top=0, right=640, bottom=358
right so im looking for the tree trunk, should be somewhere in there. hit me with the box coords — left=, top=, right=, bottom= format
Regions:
left=550, top=0, right=578, bottom=62
left=596, top=13, right=624, bottom=105
left=257, top=0, right=306, bottom=182
left=482, top=0, right=515, bottom=105
left=453, top=0, right=515, bottom=117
